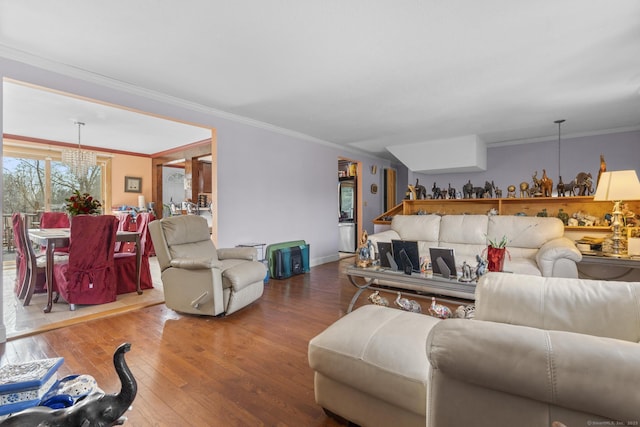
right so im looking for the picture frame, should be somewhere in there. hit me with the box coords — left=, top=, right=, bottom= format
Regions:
left=124, top=176, right=142, bottom=193
left=628, top=227, right=640, bottom=239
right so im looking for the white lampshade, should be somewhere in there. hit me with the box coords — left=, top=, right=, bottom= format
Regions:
left=593, top=170, right=640, bottom=201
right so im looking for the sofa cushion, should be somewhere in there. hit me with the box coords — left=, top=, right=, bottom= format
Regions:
left=439, top=215, right=488, bottom=245
left=392, top=215, right=441, bottom=242
left=308, top=305, right=439, bottom=417
left=475, top=273, right=640, bottom=342
left=487, top=216, right=564, bottom=249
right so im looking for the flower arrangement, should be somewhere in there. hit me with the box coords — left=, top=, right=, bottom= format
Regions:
left=65, top=190, right=102, bottom=216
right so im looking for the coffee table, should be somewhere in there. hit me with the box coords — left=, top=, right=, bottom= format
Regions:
left=346, top=265, right=476, bottom=312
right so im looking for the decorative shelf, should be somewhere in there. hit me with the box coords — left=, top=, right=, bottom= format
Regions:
left=373, top=196, right=640, bottom=232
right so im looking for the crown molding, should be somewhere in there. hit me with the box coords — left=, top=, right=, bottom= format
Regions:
left=0, top=44, right=386, bottom=159
left=487, top=125, right=640, bottom=148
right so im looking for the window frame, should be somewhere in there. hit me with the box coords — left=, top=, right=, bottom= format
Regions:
left=2, top=139, right=112, bottom=212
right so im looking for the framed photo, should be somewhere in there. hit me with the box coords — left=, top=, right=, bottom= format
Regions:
left=628, top=227, right=640, bottom=239
left=124, top=176, right=142, bottom=193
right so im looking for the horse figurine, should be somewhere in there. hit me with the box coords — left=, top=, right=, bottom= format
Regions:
left=557, top=176, right=565, bottom=197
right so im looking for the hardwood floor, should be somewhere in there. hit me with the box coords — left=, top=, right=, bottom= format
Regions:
left=0, top=257, right=468, bottom=426
left=0, top=257, right=363, bottom=426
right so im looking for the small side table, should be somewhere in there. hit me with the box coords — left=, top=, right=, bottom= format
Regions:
left=578, top=252, right=640, bottom=281
left=237, top=242, right=266, bottom=262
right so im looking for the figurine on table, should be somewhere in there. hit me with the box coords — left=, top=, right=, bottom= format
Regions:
left=356, top=230, right=373, bottom=268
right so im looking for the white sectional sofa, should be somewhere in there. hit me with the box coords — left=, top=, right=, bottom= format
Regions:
left=368, top=214, right=582, bottom=278
left=308, top=273, right=640, bottom=427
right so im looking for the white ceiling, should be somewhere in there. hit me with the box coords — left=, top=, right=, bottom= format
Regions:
left=3, top=81, right=212, bottom=154
left=1, top=1, right=639, bottom=160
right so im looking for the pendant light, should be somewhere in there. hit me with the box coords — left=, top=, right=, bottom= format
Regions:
left=555, top=119, right=565, bottom=181
left=62, top=121, right=97, bottom=177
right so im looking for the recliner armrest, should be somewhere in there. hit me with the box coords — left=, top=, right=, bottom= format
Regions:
left=217, top=247, right=257, bottom=261
left=170, top=257, right=221, bottom=270
left=427, top=319, right=640, bottom=422
left=535, top=237, right=582, bottom=276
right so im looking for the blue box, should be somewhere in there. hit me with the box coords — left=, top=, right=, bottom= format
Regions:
left=0, top=357, right=64, bottom=415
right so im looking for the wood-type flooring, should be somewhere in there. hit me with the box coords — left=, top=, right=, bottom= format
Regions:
left=0, top=257, right=465, bottom=426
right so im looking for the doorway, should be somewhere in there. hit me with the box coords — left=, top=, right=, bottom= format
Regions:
left=338, top=158, right=362, bottom=254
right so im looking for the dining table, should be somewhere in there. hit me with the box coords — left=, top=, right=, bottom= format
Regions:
left=27, top=228, right=142, bottom=313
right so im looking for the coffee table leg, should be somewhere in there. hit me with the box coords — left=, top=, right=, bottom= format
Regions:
left=347, top=275, right=375, bottom=313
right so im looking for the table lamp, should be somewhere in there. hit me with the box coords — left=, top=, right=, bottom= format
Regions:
left=593, top=170, right=640, bottom=256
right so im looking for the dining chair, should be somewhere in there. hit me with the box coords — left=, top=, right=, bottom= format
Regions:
left=22, top=216, right=69, bottom=306
left=40, top=211, right=71, bottom=253
left=11, top=212, right=29, bottom=297
left=52, top=214, right=119, bottom=310
left=114, top=212, right=155, bottom=294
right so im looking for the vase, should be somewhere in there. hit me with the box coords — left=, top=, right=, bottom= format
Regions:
left=486, top=246, right=506, bottom=272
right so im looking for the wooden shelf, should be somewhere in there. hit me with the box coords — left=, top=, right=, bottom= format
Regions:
left=373, top=196, right=640, bottom=232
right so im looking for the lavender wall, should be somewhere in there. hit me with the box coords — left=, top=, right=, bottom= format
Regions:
left=411, top=131, right=640, bottom=198
left=2, top=57, right=638, bottom=267
left=0, top=57, right=391, bottom=268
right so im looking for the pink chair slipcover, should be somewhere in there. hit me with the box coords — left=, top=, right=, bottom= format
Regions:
left=53, top=215, right=119, bottom=307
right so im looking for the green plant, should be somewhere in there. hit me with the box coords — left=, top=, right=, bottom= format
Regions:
left=65, top=190, right=102, bottom=216
left=487, top=235, right=508, bottom=248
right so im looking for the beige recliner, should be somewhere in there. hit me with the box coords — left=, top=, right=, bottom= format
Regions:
left=149, top=215, right=266, bottom=316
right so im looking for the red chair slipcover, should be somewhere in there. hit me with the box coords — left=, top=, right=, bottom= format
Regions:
left=40, top=212, right=71, bottom=253
left=40, top=212, right=70, bottom=228
left=13, top=212, right=60, bottom=305
left=53, top=215, right=119, bottom=306
left=114, top=212, right=155, bottom=294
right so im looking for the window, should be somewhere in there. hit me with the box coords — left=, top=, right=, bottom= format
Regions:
left=2, top=141, right=110, bottom=217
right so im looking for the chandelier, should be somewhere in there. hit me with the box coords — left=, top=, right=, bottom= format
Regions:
left=62, top=121, right=97, bottom=176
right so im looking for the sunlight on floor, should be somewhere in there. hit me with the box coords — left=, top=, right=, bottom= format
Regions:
left=3, top=257, right=164, bottom=340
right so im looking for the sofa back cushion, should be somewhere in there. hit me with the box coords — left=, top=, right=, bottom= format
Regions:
left=438, top=215, right=488, bottom=265
left=475, top=272, right=640, bottom=342
left=392, top=214, right=441, bottom=242
left=487, top=216, right=564, bottom=250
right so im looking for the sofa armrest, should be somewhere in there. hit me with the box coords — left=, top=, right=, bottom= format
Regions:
left=170, top=257, right=221, bottom=270
left=217, top=247, right=257, bottom=261
left=535, top=237, right=582, bottom=276
left=427, top=319, right=640, bottom=422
